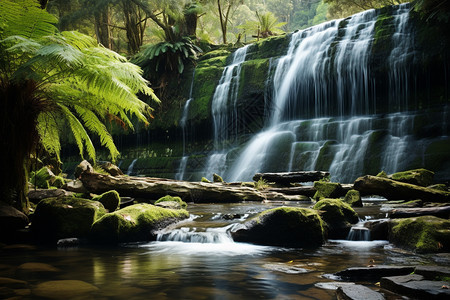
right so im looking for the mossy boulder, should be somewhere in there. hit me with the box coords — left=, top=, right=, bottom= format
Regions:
left=231, top=207, right=325, bottom=248
left=313, top=181, right=344, bottom=200
left=213, top=173, right=224, bottom=183
left=92, top=190, right=121, bottom=212
left=390, top=169, right=435, bottom=187
left=89, top=204, right=189, bottom=244
left=155, top=195, right=187, bottom=209
left=343, top=189, right=363, bottom=207
left=30, top=167, right=54, bottom=189
left=389, top=216, right=450, bottom=253
left=313, top=199, right=359, bottom=239
left=32, top=197, right=106, bottom=241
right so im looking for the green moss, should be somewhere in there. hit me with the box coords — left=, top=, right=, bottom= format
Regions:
left=90, top=204, right=189, bottom=244
left=343, top=189, right=363, bottom=207
left=314, top=141, right=337, bottom=171
left=389, top=216, right=450, bottom=253
left=250, top=34, right=290, bottom=59
left=377, top=171, right=388, bottom=178
left=199, top=49, right=231, bottom=61
left=155, top=195, right=187, bottom=209
left=391, top=169, right=435, bottom=187
left=50, top=176, right=65, bottom=188
left=424, top=140, right=450, bottom=176
left=313, top=181, right=343, bottom=200
left=92, top=190, right=121, bottom=212
left=201, top=177, right=211, bottom=183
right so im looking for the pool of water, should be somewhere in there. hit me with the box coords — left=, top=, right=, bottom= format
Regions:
left=1, top=201, right=448, bottom=299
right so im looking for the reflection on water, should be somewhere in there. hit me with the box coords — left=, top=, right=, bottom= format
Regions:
left=0, top=202, right=447, bottom=299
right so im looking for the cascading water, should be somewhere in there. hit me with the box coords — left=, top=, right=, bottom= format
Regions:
left=175, top=69, right=196, bottom=181
left=126, top=158, right=138, bottom=176
left=203, top=45, right=250, bottom=178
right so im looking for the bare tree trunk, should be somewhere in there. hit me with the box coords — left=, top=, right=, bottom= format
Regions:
left=94, top=6, right=112, bottom=49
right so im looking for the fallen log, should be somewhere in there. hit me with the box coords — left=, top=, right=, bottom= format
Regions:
left=253, top=171, right=329, bottom=185
left=389, top=206, right=450, bottom=219
left=267, top=186, right=316, bottom=197
left=354, top=175, right=450, bottom=202
left=80, top=171, right=265, bottom=203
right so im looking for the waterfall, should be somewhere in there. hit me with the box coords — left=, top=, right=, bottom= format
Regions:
left=347, top=223, right=371, bottom=241
left=226, top=4, right=420, bottom=183
left=157, top=227, right=234, bottom=244
left=126, top=158, right=138, bottom=176
left=175, top=69, right=195, bottom=181
left=203, top=45, right=250, bottom=178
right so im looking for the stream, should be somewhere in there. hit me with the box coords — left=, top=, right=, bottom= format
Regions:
left=1, top=200, right=448, bottom=299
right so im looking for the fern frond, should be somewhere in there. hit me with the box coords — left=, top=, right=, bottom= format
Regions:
left=36, top=112, right=61, bottom=160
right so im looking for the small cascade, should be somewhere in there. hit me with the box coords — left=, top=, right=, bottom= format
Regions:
left=175, top=69, right=195, bottom=181
left=157, top=227, right=234, bottom=244
left=126, top=158, right=138, bottom=176
left=347, top=223, right=371, bottom=241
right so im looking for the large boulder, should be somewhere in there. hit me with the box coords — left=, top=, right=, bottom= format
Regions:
left=313, top=199, right=359, bottom=239
left=389, top=169, right=434, bottom=187
left=354, top=175, right=450, bottom=202
left=92, top=190, right=121, bottom=212
left=231, top=207, right=325, bottom=248
left=0, top=204, right=29, bottom=242
left=313, top=181, right=345, bottom=200
left=32, top=197, right=106, bottom=242
left=388, top=216, right=450, bottom=253
left=154, top=195, right=187, bottom=209
left=89, top=204, right=189, bottom=244
left=343, top=189, right=363, bottom=207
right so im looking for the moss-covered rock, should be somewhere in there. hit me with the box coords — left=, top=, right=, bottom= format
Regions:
left=390, top=169, right=435, bottom=187
left=155, top=195, right=187, bottom=209
left=344, top=189, right=363, bottom=207
left=389, top=216, right=450, bottom=253
left=201, top=177, right=211, bottom=183
left=89, top=204, right=189, bottom=244
left=231, top=207, right=325, bottom=248
left=92, top=190, right=121, bottom=212
left=32, top=197, right=106, bottom=241
left=313, top=198, right=359, bottom=239
left=213, top=173, right=224, bottom=183
left=377, top=171, right=389, bottom=178
left=313, top=181, right=344, bottom=200
left=50, top=176, right=65, bottom=188
left=29, top=167, right=54, bottom=189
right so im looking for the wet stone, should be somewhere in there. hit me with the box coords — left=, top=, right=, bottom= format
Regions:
left=335, top=265, right=415, bottom=281
left=33, top=280, right=99, bottom=299
left=414, top=266, right=450, bottom=280
left=262, top=263, right=311, bottom=274
left=336, top=284, right=385, bottom=300
left=315, top=282, right=355, bottom=290
left=381, top=274, right=450, bottom=299
left=0, top=277, right=28, bottom=289
left=16, top=262, right=61, bottom=280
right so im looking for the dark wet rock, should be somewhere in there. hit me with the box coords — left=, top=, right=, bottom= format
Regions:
left=336, top=284, right=385, bottom=300
left=428, top=184, right=449, bottom=192
left=335, top=266, right=415, bottom=281
left=364, top=219, right=389, bottom=241
left=32, top=280, right=99, bottom=299
left=16, top=262, right=61, bottom=280
left=315, top=282, right=355, bottom=290
left=231, top=207, right=325, bottom=248
left=89, top=203, right=189, bottom=244
left=382, top=199, right=423, bottom=209
left=388, top=216, right=450, bottom=253
left=92, top=190, right=121, bottom=212
left=0, top=204, right=29, bottom=233
left=380, top=274, right=450, bottom=299
left=0, top=277, right=28, bottom=289
left=313, top=198, right=359, bottom=239
left=213, top=173, right=224, bottom=183
left=56, top=238, right=80, bottom=248
left=354, top=175, right=450, bottom=202
left=62, top=179, right=89, bottom=193
left=32, top=197, right=106, bottom=242
left=253, top=171, right=330, bottom=185
left=390, top=169, right=435, bottom=187
left=414, top=266, right=450, bottom=280
left=263, top=262, right=311, bottom=274
left=74, top=160, right=93, bottom=179
left=267, top=186, right=316, bottom=197
left=313, top=181, right=345, bottom=200
left=28, top=188, right=72, bottom=203
left=343, top=189, right=363, bottom=207
left=222, top=213, right=241, bottom=220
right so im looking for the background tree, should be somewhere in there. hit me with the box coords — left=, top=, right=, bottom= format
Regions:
left=217, top=0, right=244, bottom=44
left=0, top=0, right=158, bottom=212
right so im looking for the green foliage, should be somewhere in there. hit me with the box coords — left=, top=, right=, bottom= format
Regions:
left=255, top=178, right=269, bottom=190
left=325, top=0, right=408, bottom=18
left=239, top=11, right=286, bottom=38
left=0, top=0, right=159, bottom=164
left=413, top=0, right=450, bottom=22
left=133, top=36, right=202, bottom=78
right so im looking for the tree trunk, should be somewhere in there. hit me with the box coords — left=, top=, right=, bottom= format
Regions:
left=122, top=0, right=144, bottom=54
left=94, top=6, right=112, bottom=49
left=0, top=81, right=40, bottom=213
left=253, top=171, right=330, bottom=185
left=184, top=11, right=197, bottom=36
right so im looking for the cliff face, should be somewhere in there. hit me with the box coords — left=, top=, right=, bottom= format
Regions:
left=65, top=4, right=449, bottom=182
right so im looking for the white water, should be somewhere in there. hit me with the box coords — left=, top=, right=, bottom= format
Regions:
left=346, top=223, right=371, bottom=241
left=126, top=158, right=138, bottom=175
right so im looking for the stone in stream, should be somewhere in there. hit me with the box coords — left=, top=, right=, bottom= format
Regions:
left=32, top=280, right=99, bottom=299
left=313, top=181, right=345, bottom=200
left=389, top=168, right=435, bottom=187
left=313, top=198, right=359, bottom=239
left=336, top=284, right=385, bottom=300
left=231, top=207, right=325, bottom=248
left=343, top=189, right=363, bottom=207
left=92, top=190, right=121, bottom=212
left=0, top=277, right=28, bottom=289
left=16, top=263, right=61, bottom=280
left=335, top=265, right=415, bottom=281
left=380, top=274, right=450, bottom=299
left=414, top=266, right=450, bottom=280
left=0, top=204, right=29, bottom=238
